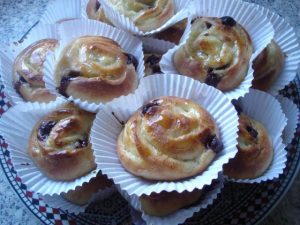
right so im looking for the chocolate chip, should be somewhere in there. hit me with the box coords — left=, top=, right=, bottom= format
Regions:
left=191, top=18, right=197, bottom=24
left=38, top=121, right=57, bottom=141
left=125, top=53, right=138, bottom=70
left=19, top=76, right=27, bottom=83
left=152, top=65, right=161, bottom=73
left=221, top=16, right=236, bottom=27
left=58, top=70, right=80, bottom=97
left=141, top=99, right=160, bottom=115
left=204, top=134, right=223, bottom=153
left=231, top=99, right=242, bottom=115
left=145, top=54, right=160, bottom=65
left=95, top=0, right=101, bottom=10
left=205, top=22, right=212, bottom=29
left=205, top=71, right=221, bottom=87
left=75, top=138, right=88, bottom=148
left=246, top=126, right=258, bottom=139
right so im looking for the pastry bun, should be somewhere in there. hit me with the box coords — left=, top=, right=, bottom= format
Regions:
left=117, top=96, right=223, bottom=181
left=224, top=113, right=273, bottom=179
left=55, top=36, right=138, bottom=103
left=13, top=39, right=58, bottom=102
left=28, top=103, right=96, bottom=181
left=86, top=0, right=113, bottom=25
left=173, top=17, right=253, bottom=91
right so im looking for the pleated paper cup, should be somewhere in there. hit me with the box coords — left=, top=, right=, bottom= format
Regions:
left=255, top=5, right=300, bottom=95
left=42, top=184, right=116, bottom=214
left=277, top=95, right=299, bottom=146
left=44, top=19, right=145, bottom=113
left=160, top=0, right=275, bottom=100
left=98, top=0, right=191, bottom=35
left=91, top=74, right=239, bottom=196
left=228, top=89, right=288, bottom=183
left=40, top=0, right=82, bottom=25
left=0, top=24, right=59, bottom=105
left=123, top=174, right=224, bottom=225
left=0, top=98, right=99, bottom=195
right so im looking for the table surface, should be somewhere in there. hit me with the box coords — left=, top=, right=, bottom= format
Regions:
left=0, top=0, right=299, bottom=225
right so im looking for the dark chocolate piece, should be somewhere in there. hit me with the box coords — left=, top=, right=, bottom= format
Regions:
left=58, top=70, right=80, bottom=97
left=141, top=99, right=160, bottom=115
left=37, top=120, right=57, bottom=141
left=220, top=16, right=236, bottom=27
left=145, top=54, right=161, bottom=65
left=75, top=138, right=89, bottom=148
left=246, top=125, right=258, bottom=139
left=125, top=53, right=138, bottom=70
left=205, top=22, right=212, bottom=29
left=205, top=71, right=221, bottom=87
left=204, top=134, right=223, bottom=153
left=95, top=0, right=101, bottom=10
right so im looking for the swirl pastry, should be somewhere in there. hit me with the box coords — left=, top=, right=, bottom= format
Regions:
left=144, top=53, right=162, bottom=76
left=252, top=40, right=285, bottom=91
left=55, top=36, right=138, bottom=103
left=108, top=0, right=175, bottom=32
left=13, top=39, right=58, bottom=102
left=173, top=17, right=253, bottom=91
left=155, top=18, right=187, bottom=44
left=140, top=189, right=202, bottom=216
left=28, top=103, right=96, bottom=181
left=117, top=96, right=223, bottom=181
left=86, top=0, right=113, bottom=25
left=224, top=111, right=273, bottom=179
left=63, top=173, right=113, bottom=205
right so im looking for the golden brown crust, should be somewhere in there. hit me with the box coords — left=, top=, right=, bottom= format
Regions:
left=28, top=103, right=96, bottom=181
left=155, top=18, right=187, bottom=44
left=117, top=96, right=223, bottom=181
left=13, top=39, right=58, bottom=102
left=223, top=113, right=273, bottom=179
left=173, top=17, right=253, bottom=92
left=55, top=36, right=138, bottom=103
left=109, top=0, right=175, bottom=32
left=140, top=189, right=202, bottom=216
left=63, top=173, right=113, bottom=205
left=86, top=0, right=113, bottom=25
left=252, top=40, right=285, bottom=91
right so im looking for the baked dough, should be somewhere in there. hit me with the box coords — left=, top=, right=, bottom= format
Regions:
left=140, top=189, right=202, bottom=216
left=108, top=0, right=175, bottom=32
left=144, top=52, right=162, bottom=76
left=13, top=39, right=58, bottom=102
left=86, top=0, right=113, bottom=25
left=63, top=173, right=113, bottom=205
left=55, top=36, right=138, bottom=103
left=173, top=17, right=253, bottom=91
left=252, top=40, right=285, bottom=91
left=224, top=113, right=273, bottom=179
left=117, top=96, right=223, bottom=181
left=28, top=103, right=96, bottom=181
left=155, top=18, right=187, bottom=44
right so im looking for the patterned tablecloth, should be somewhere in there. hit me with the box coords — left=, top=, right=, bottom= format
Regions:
left=0, top=0, right=299, bottom=224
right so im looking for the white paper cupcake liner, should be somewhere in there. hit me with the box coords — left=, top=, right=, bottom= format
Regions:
left=41, top=185, right=116, bottom=214
left=160, top=0, right=275, bottom=100
left=0, top=24, right=60, bottom=105
left=0, top=98, right=99, bottom=195
left=255, top=5, right=300, bottom=95
left=98, top=0, right=191, bottom=35
left=40, top=0, right=82, bottom=25
left=123, top=174, right=224, bottom=225
left=277, top=95, right=299, bottom=146
left=91, top=74, right=239, bottom=196
left=228, top=89, right=288, bottom=183
left=44, top=19, right=145, bottom=113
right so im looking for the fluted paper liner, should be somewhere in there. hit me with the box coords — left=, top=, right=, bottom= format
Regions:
left=91, top=74, right=239, bottom=196
left=44, top=19, right=145, bottom=113
left=0, top=98, right=99, bottom=195
left=42, top=185, right=116, bottom=214
left=98, top=0, right=191, bottom=35
left=255, top=5, right=300, bottom=95
left=160, top=0, right=275, bottom=100
left=277, top=95, right=299, bottom=146
left=228, top=89, right=288, bottom=183
left=124, top=174, right=224, bottom=225
left=40, top=0, right=82, bottom=24
left=0, top=24, right=59, bottom=105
